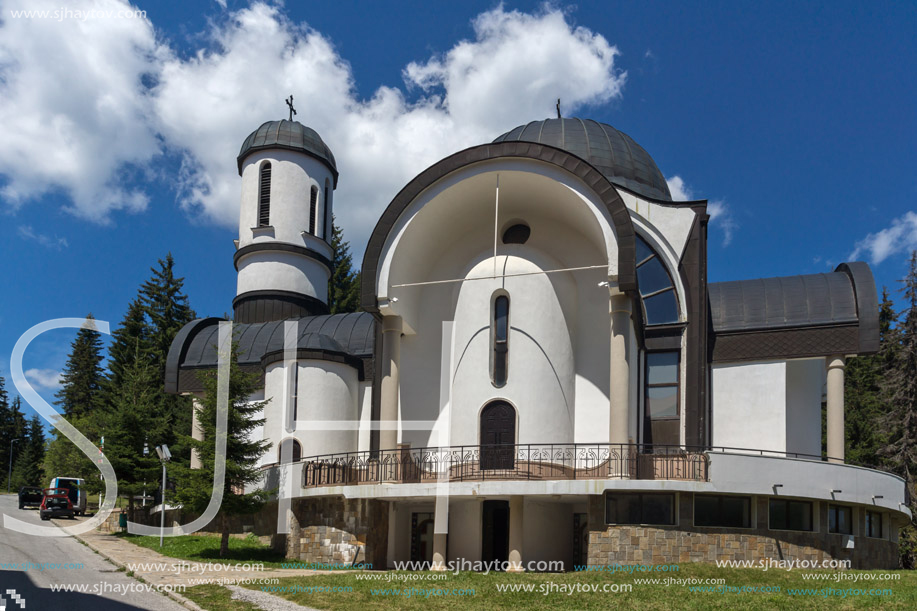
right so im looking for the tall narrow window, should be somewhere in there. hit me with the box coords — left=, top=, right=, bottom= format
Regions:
left=493, top=295, right=509, bottom=386
left=635, top=236, right=678, bottom=325
left=309, top=186, right=318, bottom=235
left=258, top=162, right=272, bottom=226
left=323, top=181, right=331, bottom=240
left=644, top=351, right=680, bottom=447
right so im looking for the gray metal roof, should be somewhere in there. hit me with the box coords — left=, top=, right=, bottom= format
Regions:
left=165, top=313, right=375, bottom=393
left=709, top=268, right=865, bottom=333
left=237, top=120, right=338, bottom=185
left=493, top=118, right=671, bottom=201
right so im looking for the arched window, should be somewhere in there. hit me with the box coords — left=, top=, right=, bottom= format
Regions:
left=279, top=438, right=302, bottom=463
left=635, top=236, right=679, bottom=325
left=480, top=401, right=515, bottom=470
left=323, top=180, right=331, bottom=240
left=258, top=162, right=272, bottom=227
left=492, top=295, right=509, bottom=386
left=309, top=185, right=318, bottom=235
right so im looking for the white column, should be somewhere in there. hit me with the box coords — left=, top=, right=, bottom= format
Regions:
left=826, top=355, right=846, bottom=464
left=507, top=495, right=524, bottom=572
left=380, top=316, right=402, bottom=452
left=609, top=291, right=632, bottom=446
left=190, top=396, right=204, bottom=469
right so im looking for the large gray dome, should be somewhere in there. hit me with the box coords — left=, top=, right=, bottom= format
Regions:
left=237, top=120, right=338, bottom=185
left=493, top=118, right=671, bottom=201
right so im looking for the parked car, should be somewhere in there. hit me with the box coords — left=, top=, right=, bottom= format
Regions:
left=49, top=477, right=87, bottom=516
left=39, top=488, right=75, bottom=520
left=18, top=486, right=43, bottom=510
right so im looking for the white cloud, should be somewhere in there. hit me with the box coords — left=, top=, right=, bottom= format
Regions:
left=850, top=211, right=917, bottom=265
left=0, top=0, right=163, bottom=221
left=152, top=2, right=627, bottom=247
left=18, top=225, right=69, bottom=249
left=24, top=368, right=63, bottom=390
left=666, top=175, right=736, bottom=246
left=0, top=1, right=628, bottom=251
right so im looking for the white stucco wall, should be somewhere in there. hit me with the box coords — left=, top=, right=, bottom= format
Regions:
left=711, top=361, right=787, bottom=452
left=263, top=359, right=359, bottom=459
left=447, top=500, right=482, bottom=563
left=357, top=381, right=373, bottom=453
left=236, top=250, right=330, bottom=301
left=523, top=499, right=574, bottom=567
left=785, top=358, right=825, bottom=457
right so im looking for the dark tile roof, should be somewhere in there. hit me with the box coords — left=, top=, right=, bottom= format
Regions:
left=165, top=313, right=376, bottom=393
left=237, top=120, right=338, bottom=185
left=493, top=118, right=671, bottom=201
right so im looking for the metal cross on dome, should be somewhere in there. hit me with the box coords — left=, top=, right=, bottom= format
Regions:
left=286, top=95, right=297, bottom=121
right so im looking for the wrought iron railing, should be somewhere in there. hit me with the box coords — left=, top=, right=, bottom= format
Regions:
left=297, top=443, right=710, bottom=488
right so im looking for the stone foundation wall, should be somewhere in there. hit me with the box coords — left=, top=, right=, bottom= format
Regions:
left=288, top=496, right=388, bottom=568
left=587, top=494, right=898, bottom=569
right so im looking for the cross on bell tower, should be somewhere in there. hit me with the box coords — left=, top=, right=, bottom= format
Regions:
left=286, top=95, right=297, bottom=121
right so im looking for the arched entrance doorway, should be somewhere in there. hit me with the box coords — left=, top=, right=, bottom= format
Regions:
left=480, top=401, right=516, bottom=470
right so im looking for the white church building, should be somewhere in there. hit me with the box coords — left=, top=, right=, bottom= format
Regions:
left=166, top=115, right=910, bottom=570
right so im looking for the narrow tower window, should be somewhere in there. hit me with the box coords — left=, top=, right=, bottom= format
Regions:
left=323, top=181, right=331, bottom=240
left=493, top=295, right=509, bottom=386
left=309, top=185, right=318, bottom=235
left=258, top=162, right=272, bottom=226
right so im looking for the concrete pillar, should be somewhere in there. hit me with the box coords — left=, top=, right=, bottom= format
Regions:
left=609, top=291, right=632, bottom=446
left=386, top=502, right=397, bottom=569
left=826, top=355, right=846, bottom=464
left=507, top=495, right=524, bottom=572
left=432, top=494, right=449, bottom=570
left=190, top=396, right=204, bottom=469
left=380, top=316, right=402, bottom=453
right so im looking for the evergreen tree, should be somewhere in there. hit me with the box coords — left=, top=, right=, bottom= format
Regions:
left=328, top=218, right=361, bottom=314
left=845, top=288, right=898, bottom=466
left=55, top=315, right=105, bottom=418
left=106, top=297, right=152, bottom=391
left=141, top=254, right=196, bottom=461
left=11, top=413, right=46, bottom=489
left=42, top=411, right=101, bottom=491
left=102, top=342, right=164, bottom=520
left=1, top=388, right=27, bottom=491
left=173, top=342, right=271, bottom=557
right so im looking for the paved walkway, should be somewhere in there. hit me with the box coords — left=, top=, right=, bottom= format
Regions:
left=56, top=516, right=326, bottom=611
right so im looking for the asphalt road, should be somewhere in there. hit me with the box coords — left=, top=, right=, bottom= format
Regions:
left=0, top=494, right=186, bottom=611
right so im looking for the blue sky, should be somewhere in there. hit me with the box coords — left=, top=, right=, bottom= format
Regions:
left=1, top=0, right=915, bottom=420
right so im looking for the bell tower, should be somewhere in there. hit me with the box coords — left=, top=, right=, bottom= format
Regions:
left=233, top=109, right=338, bottom=324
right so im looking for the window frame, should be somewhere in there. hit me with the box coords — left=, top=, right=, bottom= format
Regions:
left=693, top=494, right=753, bottom=529
left=768, top=498, right=814, bottom=532
left=828, top=504, right=853, bottom=535
left=605, top=492, right=676, bottom=526
left=258, top=162, right=272, bottom=227
left=309, top=185, right=318, bottom=235
left=491, top=293, right=510, bottom=387
left=865, top=510, right=883, bottom=539
left=635, top=236, right=679, bottom=326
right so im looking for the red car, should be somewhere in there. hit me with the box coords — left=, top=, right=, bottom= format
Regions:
left=39, top=488, right=75, bottom=520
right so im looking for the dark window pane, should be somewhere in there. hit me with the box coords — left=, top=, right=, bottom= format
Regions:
left=694, top=495, right=719, bottom=527
left=788, top=501, right=812, bottom=531
left=647, top=386, right=678, bottom=418
left=830, top=505, right=851, bottom=534
left=647, top=352, right=679, bottom=384
left=494, top=296, right=508, bottom=341
left=637, top=257, right=672, bottom=296
left=636, top=236, right=653, bottom=264
left=721, top=497, right=751, bottom=528
left=650, top=419, right=679, bottom=446
left=643, top=495, right=674, bottom=525
left=493, top=351, right=507, bottom=386
left=502, top=224, right=531, bottom=245
left=769, top=500, right=787, bottom=530
left=644, top=290, right=679, bottom=325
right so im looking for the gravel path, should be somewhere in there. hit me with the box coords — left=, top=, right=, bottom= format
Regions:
left=227, top=585, right=321, bottom=611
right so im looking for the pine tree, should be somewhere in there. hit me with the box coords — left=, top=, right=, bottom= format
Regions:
left=55, top=315, right=105, bottom=418
left=845, top=288, right=898, bottom=466
left=103, top=342, right=164, bottom=520
left=141, top=254, right=196, bottom=461
left=1, top=387, right=27, bottom=492
left=328, top=218, right=361, bottom=314
left=107, top=297, right=152, bottom=391
left=173, top=342, right=272, bottom=557
left=11, top=414, right=46, bottom=489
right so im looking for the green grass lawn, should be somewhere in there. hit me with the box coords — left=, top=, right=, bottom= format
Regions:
left=180, top=564, right=917, bottom=610
left=118, top=532, right=289, bottom=567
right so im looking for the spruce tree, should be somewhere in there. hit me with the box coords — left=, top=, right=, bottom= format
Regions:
left=1, top=387, right=27, bottom=491
left=173, top=342, right=272, bottom=557
left=11, top=414, right=46, bottom=489
left=107, top=297, right=152, bottom=391
left=328, top=218, right=361, bottom=314
left=141, top=254, right=196, bottom=461
left=55, top=315, right=105, bottom=418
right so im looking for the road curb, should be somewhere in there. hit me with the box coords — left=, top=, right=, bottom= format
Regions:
left=64, top=525, right=207, bottom=611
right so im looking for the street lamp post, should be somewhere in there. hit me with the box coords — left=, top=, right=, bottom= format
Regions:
left=154, top=444, right=171, bottom=548
left=7, top=438, right=21, bottom=494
